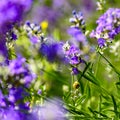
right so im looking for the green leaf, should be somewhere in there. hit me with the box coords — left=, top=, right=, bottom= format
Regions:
left=75, top=95, right=87, bottom=106
left=85, top=83, right=91, bottom=99
left=88, top=107, right=96, bottom=116
left=79, top=79, right=84, bottom=94
left=64, top=91, right=71, bottom=101
left=111, top=95, right=118, bottom=116
left=78, top=62, right=91, bottom=82
left=94, top=111, right=109, bottom=118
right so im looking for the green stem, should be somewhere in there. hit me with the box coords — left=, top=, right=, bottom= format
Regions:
left=98, top=95, right=102, bottom=118
left=98, top=51, right=120, bottom=76
left=95, top=53, right=101, bottom=77
left=8, top=48, right=12, bottom=59
left=71, top=75, right=74, bottom=91
left=78, top=62, right=91, bottom=82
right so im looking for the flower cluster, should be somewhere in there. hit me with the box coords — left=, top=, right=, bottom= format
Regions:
left=30, top=0, right=70, bottom=29
left=0, top=0, right=32, bottom=56
left=96, top=0, right=106, bottom=11
left=24, top=21, right=47, bottom=44
left=39, top=41, right=64, bottom=62
left=6, top=29, right=17, bottom=49
left=8, top=56, right=36, bottom=86
left=0, top=0, right=32, bottom=34
left=90, top=8, right=120, bottom=48
left=69, top=10, right=86, bottom=33
left=67, top=27, right=87, bottom=43
left=63, top=42, right=84, bottom=75
left=68, top=10, right=88, bottom=47
left=0, top=55, right=36, bottom=119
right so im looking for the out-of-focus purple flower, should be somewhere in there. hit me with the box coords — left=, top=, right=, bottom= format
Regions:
left=31, top=99, right=66, bottom=120
left=1, top=107, right=21, bottom=120
left=0, top=107, right=33, bottom=120
left=0, top=90, right=6, bottom=107
left=0, top=85, right=31, bottom=114
left=11, top=32, right=17, bottom=40
left=67, top=27, right=86, bottom=43
left=0, top=86, right=31, bottom=113
left=115, top=25, right=120, bottom=34
left=8, top=87, right=28, bottom=103
left=40, top=42, right=64, bottom=62
left=81, top=0, right=95, bottom=11
left=37, top=89, right=42, bottom=95
left=0, top=0, right=32, bottom=33
left=0, top=39, right=8, bottom=56
left=52, top=0, right=70, bottom=11
left=0, top=0, right=32, bottom=55
left=29, top=35, right=39, bottom=44
left=9, top=56, right=26, bottom=75
left=31, top=6, right=61, bottom=26
left=8, top=56, right=36, bottom=86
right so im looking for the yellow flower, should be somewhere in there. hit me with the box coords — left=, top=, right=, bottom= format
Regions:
left=40, top=21, right=48, bottom=30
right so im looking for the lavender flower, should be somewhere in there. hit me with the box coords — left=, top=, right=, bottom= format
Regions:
left=63, top=43, right=82, bottom=65
left=67, top=27, right=86, bottom=43
left=9, top=56, right=26, bottom=75
left=52, top=0, right=69, bottom=9
left=0, top=0, right=32, bottom=33
left=63, top=42, right=85, bottom=75
left=69, top=10, right=86, bottom=33
left=24, top=21, right=46, bottom=44
left=97, top=38, right=106, bottom=48
left=0, top=107, right=21, bottom=120
left=90, top=8, right=120, bottom=48
left=30, top=6, right=61, bottom=26
left=8, top=56, right=36, bottom=86
left=0, top=107, right=34, bottom=120
left=0, top=56, right=36, bottom=116
left=0, top=0, right=32, bottom=55
left=0, top=90, right=6, bottom=107
left=31, top=99, right=66, bottom=120
left=40, top=42, right=64, bottom=62
left=71, top=67, right=79, bottom=75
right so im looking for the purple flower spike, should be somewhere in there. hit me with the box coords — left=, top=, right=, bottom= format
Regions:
left=9, top=56, right=26, bottom=75
left=70, top=56, right=80, bottom=65
left=67, top=27, right=86, bottom=42
left=97, top=38, right=106, bottom=48
left=71, top=67, right=79, bottom=75
left=40, top=42, right=64, bottom=62
left=90, top=8, right=120, bottom=48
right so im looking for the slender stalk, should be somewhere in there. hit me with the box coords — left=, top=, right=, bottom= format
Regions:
left=95, top=53, right=101, bottom=77
left=98, top=95, right=102, bottom=118
left=71, top=75, right=74, bottom=91
left=98, top=51, right=120, bottom=76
